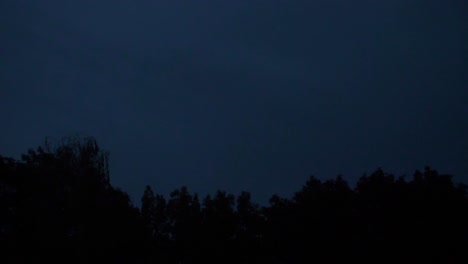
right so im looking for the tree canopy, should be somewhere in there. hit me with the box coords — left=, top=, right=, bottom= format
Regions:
left=0, top=137, right=466, bottom=263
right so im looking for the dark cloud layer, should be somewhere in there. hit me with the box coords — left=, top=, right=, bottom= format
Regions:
left=1, top=0, right=467, bottom=203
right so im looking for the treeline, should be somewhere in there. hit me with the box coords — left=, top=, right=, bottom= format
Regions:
left=0, top=137, right=467, bottom=263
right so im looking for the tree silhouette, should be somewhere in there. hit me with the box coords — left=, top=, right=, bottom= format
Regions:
left=0, top=137, right=145, bottom=263
left=235, top=191, right=266, bottom=263
left=1, top=137, right=467, bottom=263
left=200, top=190, right=237, bottom=262
left=166, top=186, right=202, bottom=263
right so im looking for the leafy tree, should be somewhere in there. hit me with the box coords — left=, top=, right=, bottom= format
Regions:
left=166, top=186, right=201, bottom=262
left=0, top=137, right=144, bottom=263
left=235, top=191, right=266, bottom=262
left=199, top=190, right=237, bottom=262
left=141, top=185, right=156, bottom=236
left=1, top=137, right=467, bottom=263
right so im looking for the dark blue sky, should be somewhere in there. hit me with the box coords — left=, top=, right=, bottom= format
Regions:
left=1, top=0, right=467, bottom=204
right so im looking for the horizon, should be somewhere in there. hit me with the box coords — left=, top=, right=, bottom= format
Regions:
left=1, top=0, right=467, bottom=205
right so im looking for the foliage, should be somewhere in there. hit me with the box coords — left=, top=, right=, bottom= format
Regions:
left=0, top=137, right=467, bottom=263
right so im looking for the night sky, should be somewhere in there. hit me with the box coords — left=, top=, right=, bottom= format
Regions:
left=1, top=0, right=467, bottom=204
